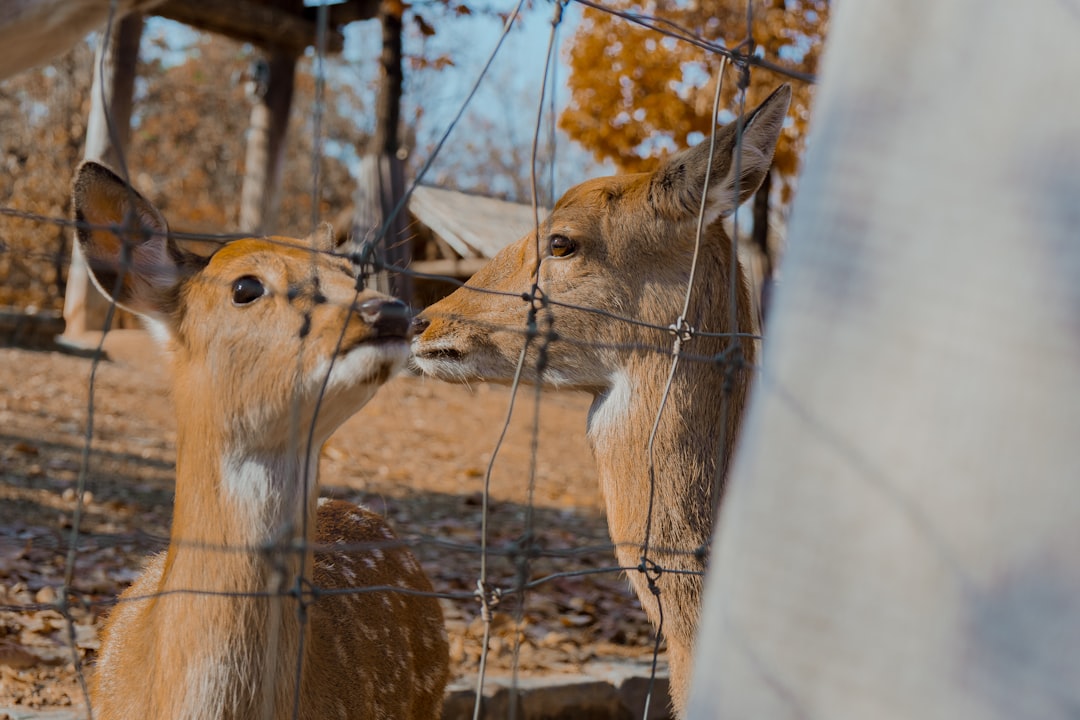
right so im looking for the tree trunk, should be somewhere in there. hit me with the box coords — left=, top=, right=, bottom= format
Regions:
left=374, top=0, right=402, bottom=158
left=239, top=48, right=296, bottom=235
left=60, top=12, right=142, bottom=340
left=690, top=1, right=1080, bottom=718
left=353, top=0, right=411, bottom=302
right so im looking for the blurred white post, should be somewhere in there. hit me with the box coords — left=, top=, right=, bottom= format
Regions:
left=60, top=13, right=142, bottom=341
left=239, top=48, right=296, bottom=235
left=689, top=2, right=1080, bottom=719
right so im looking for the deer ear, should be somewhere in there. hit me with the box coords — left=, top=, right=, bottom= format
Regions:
left=651, top=84, right=791, bottom=226
left=306, top=222, right=336, bottom=254
left=72, top=162, right=199, bottom=322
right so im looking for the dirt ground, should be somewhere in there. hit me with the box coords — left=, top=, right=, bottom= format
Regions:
left=0, top=331, right=660, bottom=713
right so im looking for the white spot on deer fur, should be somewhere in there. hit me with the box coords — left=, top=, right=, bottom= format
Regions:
left=363, top=556, right=377, bottom=569
left=144, top=316, right=173, bottom=348
left=540, top=368, right=575, bottom=387
left=220, top=452, right=318, bottom=536
left=312, top=341, right=408, bottom=396
left=220, top=454, right=276, bottom=529
left=410, top=340, right=474, bottom=381
left=180, top=655, right=231, bottom=720
left=587, top=369, right=634, bottom=442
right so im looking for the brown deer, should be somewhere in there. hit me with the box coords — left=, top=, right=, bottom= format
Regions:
left=411, top=85, right=790, bottom=716
left=74, top=162, right=449, bottom=719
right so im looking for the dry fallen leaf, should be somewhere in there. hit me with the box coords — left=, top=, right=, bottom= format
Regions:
left=0, top=641, right=40, bottom=670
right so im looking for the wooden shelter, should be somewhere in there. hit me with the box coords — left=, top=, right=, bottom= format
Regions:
left=408, top=186, right=547, bottom=276
left=405, top=186, right=549, bottom=307
left=330, top=186, right=548, bottom=308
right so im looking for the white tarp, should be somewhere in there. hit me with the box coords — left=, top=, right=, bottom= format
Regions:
left=689, top=1, right=1080, bottom=718
left=408, top=185, right=549, bottom=259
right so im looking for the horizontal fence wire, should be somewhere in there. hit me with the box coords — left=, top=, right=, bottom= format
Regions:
left=0, top=0, right=818, bottom=717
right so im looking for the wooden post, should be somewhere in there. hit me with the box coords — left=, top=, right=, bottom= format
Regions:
left=60, top=12, right=143, bottom=341
left=352, top=0, right=411, bottom=302
left=353, top=154, right=410, bottom=298
left=239, top=48, right=296, bottom=235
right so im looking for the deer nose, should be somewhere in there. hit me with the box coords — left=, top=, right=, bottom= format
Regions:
left=358, top=297, right=411, bottom=339
left=410, top=314, right=431, bottom=335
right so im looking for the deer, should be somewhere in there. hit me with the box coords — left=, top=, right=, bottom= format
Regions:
left=73, top=161, right=449, bottom=719
left=411, top=85, right=790, bottom=717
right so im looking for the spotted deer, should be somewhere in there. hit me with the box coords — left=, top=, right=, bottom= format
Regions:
left=74, top=162, right=449, bottom=719
left=411, top=85, right=790, bottom=716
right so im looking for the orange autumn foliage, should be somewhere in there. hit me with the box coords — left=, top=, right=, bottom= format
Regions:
left=561, top=0, right=828, bottom=205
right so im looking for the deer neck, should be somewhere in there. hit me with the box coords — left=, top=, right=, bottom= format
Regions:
left=591, top=248, right=751, bottom=546
left=584, top=340, right=750, bottom=662
left=586, top=357, right=730, bottom=566
left=147, top=394, right=324, bottom=718
left=585, top=248, right=754, bottom=568
left=167, top=417, right=321, bottom=568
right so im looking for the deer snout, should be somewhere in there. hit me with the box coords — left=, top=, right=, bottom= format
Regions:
left=357, top=297, right=411, bottom=339
left=410, top=314, right=431, bottom=336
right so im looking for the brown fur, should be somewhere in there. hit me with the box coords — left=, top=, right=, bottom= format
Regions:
left=75, top=162, right=448, bottom=719
left=412, top=86, right=791, bottom=717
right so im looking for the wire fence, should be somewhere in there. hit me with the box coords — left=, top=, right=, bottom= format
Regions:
left=0, top=1, right=819, bottom=718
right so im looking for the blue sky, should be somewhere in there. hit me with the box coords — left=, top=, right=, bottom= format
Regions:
left=340, top=0, right=609, bottom=196
left=141, top=1, right=609, bottom=201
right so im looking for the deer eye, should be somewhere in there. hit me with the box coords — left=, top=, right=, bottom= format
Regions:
left=549, top=235, right=577, bottom=258
left=231, top=276, right=266, bottom=306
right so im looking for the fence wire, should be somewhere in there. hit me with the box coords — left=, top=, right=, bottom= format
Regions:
left=0, top=0, right=818, bottom=718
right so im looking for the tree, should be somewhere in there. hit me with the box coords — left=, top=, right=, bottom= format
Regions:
left=562, top=0, right=827, bottom=196
left=0, top=27, right=369, bottom=312
left=561, top=0, right=828, bottom=319
left=130, top=31, right=366, bottom=239
left=400, top=6, right=599, bottom=208
left=417, top=61, right=563, bottom=207
left=0, top=41, right=94, bottom=310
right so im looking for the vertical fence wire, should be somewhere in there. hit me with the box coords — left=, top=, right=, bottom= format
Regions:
left=290, top=4, right=332, bottom=717
left=501, top=8, right=566, bottom=718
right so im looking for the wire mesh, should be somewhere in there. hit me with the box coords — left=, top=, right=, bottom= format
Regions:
left=0, top=0, right=819, bottom=718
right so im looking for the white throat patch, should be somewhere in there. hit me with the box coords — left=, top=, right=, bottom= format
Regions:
left=587, top=369, right=634, bottom=442
left=221, top=452, right=318, bottom=537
